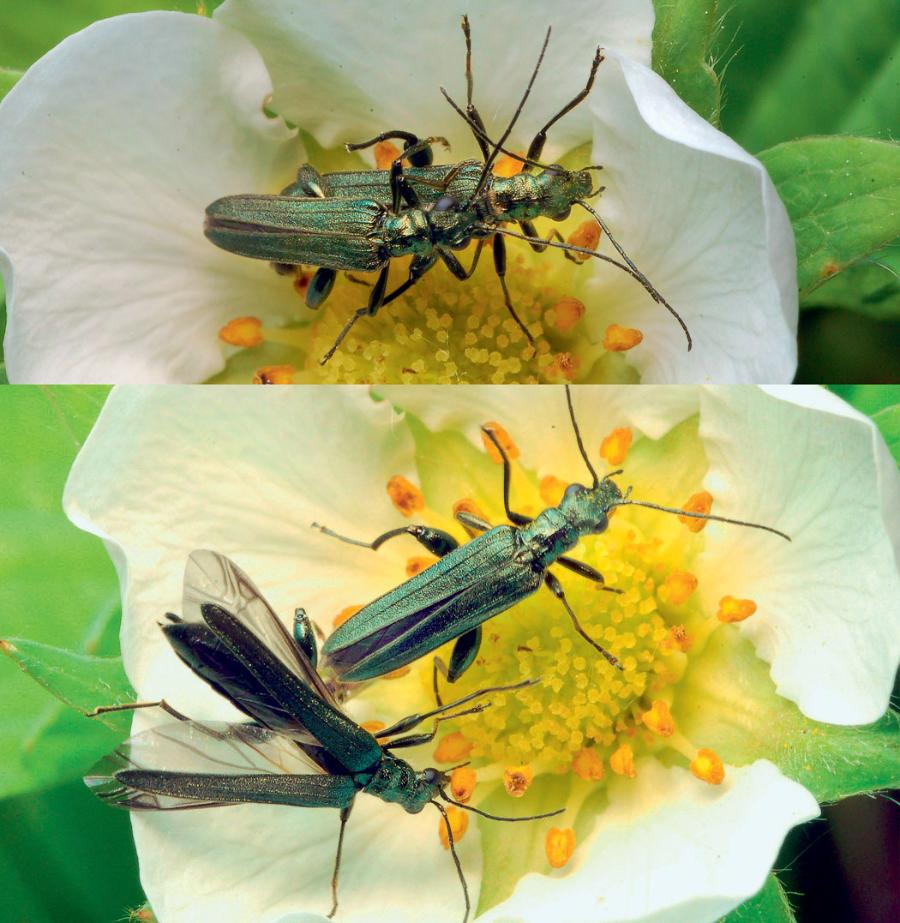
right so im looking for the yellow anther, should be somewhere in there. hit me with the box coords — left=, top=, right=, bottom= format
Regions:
left=251, top=364, right=296, bottom=385
left=540, top=475, right=568, bottom=507
left=599, top=427, right=633, bottom=466
left=660, top=624, right=692, bottom=654
left=610, top=743, right=636, bottom=778
left=678, top=491, right=713, bottom=531
left=545, top=827, right=576, bottom=868
left=374, top=141, right=403, bottom=171
left=434, top=732, right=474, bottom=763
left=333, top=605, right=362, bottom=629
left=453, top=497, right=488, bottom=522
left=438, top=805, right=469, bottom=849
left=493, top=152, right=526, bottom=178
left=218, top=316, right=263, bottom=348
left=406, top=555, right=435, bottom=577
left=548, top=351, right=580, bottom=382
left=387, top=474, right=425, bottom=517
left=571, top=747, right=605, bottom=781
left=641, top=700, right=675, bottom=738
left=551, top=296, right=586, bottom=333
left=717, top=596, right=758, bottom=623
left=382, top=665, right=411, bottom=680
left=481, top=422, right=520, bottom=463
left=360, top=720, right=385, bottom=735
left=690, top=748, right=725, bottom=785
left=503, top=764, right=535, bottom=798
left=603, top=324, right=644, bottom=352
left=567, top=220, right=600, bottom=260
left=659, top=571, right=698, bottom=606
left=450, top=766, right=477, bottom=803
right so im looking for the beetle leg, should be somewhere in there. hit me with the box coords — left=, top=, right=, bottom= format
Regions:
left=85, top=699, right=189, bottom=721
left=555, top=555, right=623, bottom=594
left=492, top=234, right=537, bottom=352
left=328, top=803, right=354, bottom=919
left=544, top=571, right=623, bottom=670
left=517, top=220, right=576, bottom=258
left=380, top=704, right=489, bottom=751
left=312, top=522, right=458, bottom=557
left=460, top=15, right=491, bottom=161
left=346, top=130, right=438, bottom=168
left=433, top=801, right=471, bottom=923
left=479, top=425, right=534, bottom=526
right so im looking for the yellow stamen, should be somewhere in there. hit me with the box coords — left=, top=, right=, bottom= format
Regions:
left=406, top=555, right=435, bottom=577
left=387, top=474, right=425, bottom=516
left=493, top=152, right=526, bottom=178
left=603, top=324, right=644, bottom=352
left=678, top=491, right=713, bottom=532
left=434, top=732, right=474, bottom=763
left=610, top=743, right=636, bottom=778
left=503, top=764, right=535, bottom=798
left=690, top=748, right=725, bottom=785
left=540, top=475, right=568, bottom=507
left=658, top=571, right=698, bottom=606
left=717, top=596, right=757, bottom=623
left=360, top=720, right=385, bottom=735
left=219, top=316, right=263, bottom=348
left=438, top=805, right=469, bottom=848
left=641, top=700, right=675, bottom=738
left=333, top=605, right=362, bottom=629
left=599, top=427, right=633, bottom=466
left=374, top=141, right=402, bottom=171
left=659, top=624, right=693, bottom=655
left=550, top=296, right=585, bottom=333
left=252, top=364, right=296, bottom=385
left=567, top=220, right=600, bottom=261
left=548, top=351, right=580, bottom=382
left=481, top=422, right=520, bottom=463
left=571, top=747, right=605, bottom=781
left=545, top=827, right=576, bottom=868
left=450, top=766, right=477, bottom=803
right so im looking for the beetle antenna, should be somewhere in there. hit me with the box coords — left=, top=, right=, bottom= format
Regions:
left=440, top=789, right=565, bottom=822
left=575, top=198, right=692, bottom=351
left=612, top=498, right=792, bottom=541
left=565, top=384, right=600, bottom=487
left=434, top=801, right=471, bottom=923
left=470, top=26, right=552, bottom=202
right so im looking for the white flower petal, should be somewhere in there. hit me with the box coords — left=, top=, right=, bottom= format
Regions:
left=482, top=759, right=818, bottom=923
left=63, top=386, right=416, bottom=690
left=697, top=387, right=900, bottom=724
left=132, top=780, right=480, bottom=923
left=0, top=12, right=302, bottom=383
left=583, top=55, right=797, bottom=383
left=216, top=0, right=653, bottom=157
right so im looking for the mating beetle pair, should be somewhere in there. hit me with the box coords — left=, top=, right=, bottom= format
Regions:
left=205, top=17, right=689, bottom=365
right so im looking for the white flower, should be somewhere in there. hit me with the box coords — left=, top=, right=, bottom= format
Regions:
left=65, top=385, right=898, bottom=922
left=0, top=2, right=796, bottom=384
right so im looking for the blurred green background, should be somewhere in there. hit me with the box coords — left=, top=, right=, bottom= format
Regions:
left=0, top=385, right=897, bottom=922
left=0, top=0, right=897, bottom=383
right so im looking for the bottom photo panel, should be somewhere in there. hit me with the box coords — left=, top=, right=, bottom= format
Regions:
left=1, top=384, right=898, bottom=923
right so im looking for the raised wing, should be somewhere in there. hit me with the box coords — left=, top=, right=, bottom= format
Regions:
left=322, top=527, right=542, bottom=682
left=204, top=195, right=384, bottom=270
left=85, top=720, right=355, bottom=811
left=182, top=550, right=336, bottom=708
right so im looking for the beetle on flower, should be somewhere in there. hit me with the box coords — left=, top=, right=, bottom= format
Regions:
left=64, top=385, right=899, bottom=922
left=0, top=1, right=797, bottom=384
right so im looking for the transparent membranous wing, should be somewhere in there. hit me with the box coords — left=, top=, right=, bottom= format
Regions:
left=85, top=720, right=331, bottom=811
left=182, top=550, right=336, bottom=706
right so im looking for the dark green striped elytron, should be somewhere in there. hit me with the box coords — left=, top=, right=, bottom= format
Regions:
left=204, top=18, right=688, bottom=365
left=318, top=386, right=791, bottom=692
left=85, top=551, right=558, bottom=922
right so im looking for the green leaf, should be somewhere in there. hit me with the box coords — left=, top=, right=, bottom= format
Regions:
left=719, top=873, right=796, bottom=923
left=802, top=245, right=900, bottom=320
left=0, top=66, right=22, bottom=103
left=680, top=630, right=900, bottom=803
left=828, top=386, right=900, bottom=418
left=726, top=0, right=900, bottom=152
left=839, top=40, right=900, bottom=138
left=652, top=0, right=721, bottom=123
left=872, top=405, right=900, bottom=464
left=1, top=639, right=134, bottom=732
left=759, top=137, right=900, bottom=297
left=0, top=387, right=119, bottom=799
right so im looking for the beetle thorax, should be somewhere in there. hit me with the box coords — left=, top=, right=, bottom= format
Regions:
left=382, top=209, right=433, bottom=258
left=559, top=480, right=620, bottom=536
left=361, top=753, right=442, bottom=813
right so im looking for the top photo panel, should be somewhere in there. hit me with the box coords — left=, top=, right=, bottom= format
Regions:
left=0, top=0, right=897, bottom=385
